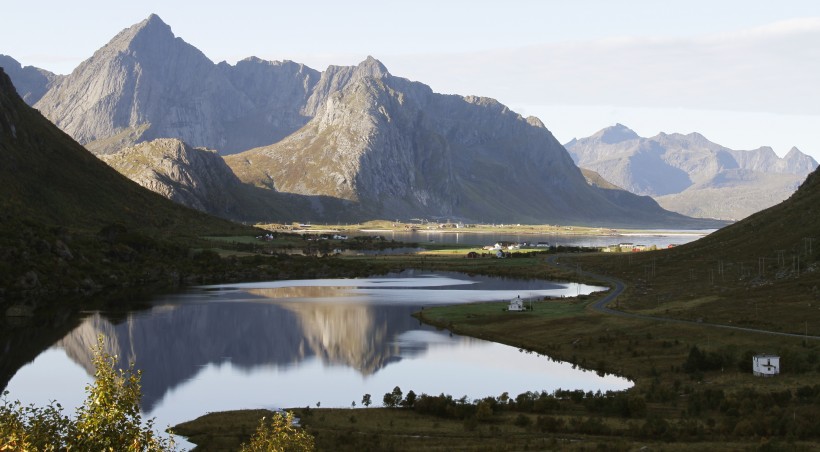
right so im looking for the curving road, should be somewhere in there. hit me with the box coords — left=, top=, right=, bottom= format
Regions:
left=546, top=254, right=820, bottom=341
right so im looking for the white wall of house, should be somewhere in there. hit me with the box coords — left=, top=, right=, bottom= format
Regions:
left=753, top=354, right=780, bottom=376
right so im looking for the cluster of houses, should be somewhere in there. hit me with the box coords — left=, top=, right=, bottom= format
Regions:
left=600, top=243, right=681, bottom=253
left=602, top=243, right=654, bottom=253
left=481, top=241, right=551, bottom=251
left=303, top=234, right=349, bottom=241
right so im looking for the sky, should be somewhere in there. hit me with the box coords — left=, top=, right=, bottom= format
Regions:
left=2, top=0, right=819, bottom=159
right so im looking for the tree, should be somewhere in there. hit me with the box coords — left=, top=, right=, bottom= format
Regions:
left=239, top=411, right=315, bottom=452
left=0, top=334, right=173, bottom=451
left=403, top=390, right=417, bottom=408
left=383, top=386, right=403, bottom=408
left=361, top=393, right=372, bottom=407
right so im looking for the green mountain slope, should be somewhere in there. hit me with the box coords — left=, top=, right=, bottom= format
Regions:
left=0, top=68, right=246, bottom=237
left=0, top=67, right=257, bottom=306
left=581, top=166, right=820, bottom=335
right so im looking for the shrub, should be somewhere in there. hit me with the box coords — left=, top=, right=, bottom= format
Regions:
left=239, top=411, right=315, bottom=452
left=0, top=335, right=173, bottom=451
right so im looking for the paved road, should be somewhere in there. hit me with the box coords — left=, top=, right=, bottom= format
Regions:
left=546, top=255, right=820, bottom=341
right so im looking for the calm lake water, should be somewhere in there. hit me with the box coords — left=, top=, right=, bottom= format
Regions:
left=349, top=229, right=712, bottom=248
left=5, top=271, right=630, bottom=445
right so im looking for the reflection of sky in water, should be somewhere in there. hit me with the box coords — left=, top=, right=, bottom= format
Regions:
left=5, top=272, right=627, bottom=448
left=198, top=272, right=605, bottom=305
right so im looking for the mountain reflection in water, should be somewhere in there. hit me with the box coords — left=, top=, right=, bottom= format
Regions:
left=7, top=271, right=628, bottom=435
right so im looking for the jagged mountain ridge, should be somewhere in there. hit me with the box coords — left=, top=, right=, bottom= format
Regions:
left=7, top=15, right=724, bottom=227
left=0, top=55, right=61, bottom=105
left=33, top=14, right=319, bottom=155
left=226, top=62, right=719, bottom=227
left=565, top=124, right=818, bottom=220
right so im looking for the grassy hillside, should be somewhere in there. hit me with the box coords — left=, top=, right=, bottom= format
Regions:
left=0, top=68, right=257, bottom=305
left=574, top=167, right=820, bottom=335
left=0, top=70, right=250, bottom=238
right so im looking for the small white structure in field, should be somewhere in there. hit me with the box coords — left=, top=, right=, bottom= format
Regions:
left=753, top=354, right=780, bottom=377
left=508, top=296, right=525, bottom=311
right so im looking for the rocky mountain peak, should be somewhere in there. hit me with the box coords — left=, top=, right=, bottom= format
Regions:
left=103, top=14, right=177, bottom=55
left=781, top=146, right=818, bottom=174
left=356, top=56, right=390, bottom=79
left=594, top=123, right=639, bottom=144
left=0, top=54, right=61, bottom=105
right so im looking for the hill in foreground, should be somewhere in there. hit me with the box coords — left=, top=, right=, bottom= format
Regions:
left=0, top=67, right=255, bottom=306
left=578, top=164, right=820, bottom=336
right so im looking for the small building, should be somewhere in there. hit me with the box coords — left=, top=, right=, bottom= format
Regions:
left=619, top=243, right=634, bottom=252
left=753, top=354, right=780, bottom=377
left=508, top=296, right=525, bottom=311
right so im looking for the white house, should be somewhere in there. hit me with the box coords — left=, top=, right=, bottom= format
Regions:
left=753, top=354, right=780, bottom=377
left=508, top=296, right=525, bottom=311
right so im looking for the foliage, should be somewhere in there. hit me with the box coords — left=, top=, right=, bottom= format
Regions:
left=383, top=386, right=403, bottom=408
left=0, top=335, right=173, bottom=451
left=361, top=393, right=372, bottom=407
left=682, top=345, right=727, bottom=373
left=239, top=411, right=314, bottom=452
left=71, top=336, right=171, bottom=450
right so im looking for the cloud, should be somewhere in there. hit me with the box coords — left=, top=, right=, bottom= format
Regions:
left=382, top=18, right=820, bottom=116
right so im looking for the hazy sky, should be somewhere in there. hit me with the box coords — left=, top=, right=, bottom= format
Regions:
left=2, top=0, right=819, bottom=159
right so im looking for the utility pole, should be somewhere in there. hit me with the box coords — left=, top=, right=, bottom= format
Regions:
left=804, top=237, right=815, bottom=256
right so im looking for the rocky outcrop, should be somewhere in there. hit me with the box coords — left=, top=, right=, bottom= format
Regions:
left=566, top=124, right=818, bottom=220
left=100, top=139, right=246, bottom=218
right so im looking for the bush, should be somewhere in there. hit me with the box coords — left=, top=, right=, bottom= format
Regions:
left=240, top=411, right=315, bottom=452
left=0, top=335, right=173, bottom=451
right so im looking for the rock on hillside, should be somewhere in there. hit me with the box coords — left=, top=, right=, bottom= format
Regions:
left=100, top=138, right=356, bottom=223
left=0, top=54, right=62, bottom=105
left=100, top=139, right=247, bottom=218
left=226, top=61, right=719, bottom=228
left=565, top=124, right=818, bottom=220
left=33, top=15, right=319, bottom=155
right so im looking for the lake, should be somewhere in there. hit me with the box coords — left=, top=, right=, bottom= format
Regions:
left=348, top=229, right=712, bottom=248
left=5, top=271, right=631, bottom=446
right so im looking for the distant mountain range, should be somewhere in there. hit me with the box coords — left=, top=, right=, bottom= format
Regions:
left=565, top=124, right=817, bottom=220
left=0, top=15, right=725, bottom=228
